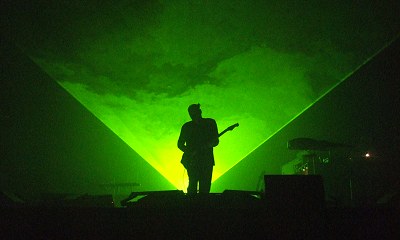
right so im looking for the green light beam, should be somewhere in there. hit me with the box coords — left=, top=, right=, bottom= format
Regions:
left=219, top=35, right=400, bottom=175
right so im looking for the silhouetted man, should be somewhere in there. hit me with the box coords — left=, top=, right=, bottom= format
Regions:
left=178, top=104, right=219, bottom=195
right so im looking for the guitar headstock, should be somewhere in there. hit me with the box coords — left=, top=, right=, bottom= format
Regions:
left=227, top=123, right=239, bottom=131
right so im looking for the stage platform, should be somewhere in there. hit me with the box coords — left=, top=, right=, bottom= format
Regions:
left=2, top=193, right=399, bottom=239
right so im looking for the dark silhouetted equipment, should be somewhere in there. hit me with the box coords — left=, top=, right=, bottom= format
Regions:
left=37, top=193, right=114, bottom=207
left=288, top=138, right=353, bottom=151
left=287, top=138, right=353, bottom=175
left=99, top=182, right=141, bottom=195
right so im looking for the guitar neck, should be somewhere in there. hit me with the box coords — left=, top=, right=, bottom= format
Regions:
left=218, top=123, right=239, bottom=138
left=218, top=129, right=230, bottom=138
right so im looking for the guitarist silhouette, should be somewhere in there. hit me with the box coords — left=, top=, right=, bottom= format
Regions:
left=178, top=104, right=238, bottom=195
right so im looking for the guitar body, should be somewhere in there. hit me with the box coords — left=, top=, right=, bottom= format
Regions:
left=180, top=123, right=239, bottom=169
left=181, top=149, right=199, bottom=169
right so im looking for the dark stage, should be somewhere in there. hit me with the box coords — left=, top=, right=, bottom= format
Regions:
left=2, top=193, right=399, bottom=239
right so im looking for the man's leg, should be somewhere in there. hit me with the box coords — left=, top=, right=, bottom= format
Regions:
left=187, top=167, right=199, bottom=195
left=199, top=165, right=213, bottom=194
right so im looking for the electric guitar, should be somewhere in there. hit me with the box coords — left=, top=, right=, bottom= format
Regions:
left=180, top=123, right=239, bottom=169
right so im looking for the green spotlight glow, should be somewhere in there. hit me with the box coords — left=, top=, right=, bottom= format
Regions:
left=54, top=46, right=332, bottom=190
left=58, top=80, right=294, bottom=190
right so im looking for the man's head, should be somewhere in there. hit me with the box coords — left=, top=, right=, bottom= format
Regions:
left=188, top=103, right=202, bottom=120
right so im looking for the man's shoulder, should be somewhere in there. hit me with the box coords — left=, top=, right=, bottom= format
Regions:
left=181, top=118, right=216, bottom=128
left=182, top=121, right=194, bottom=128
left=203, top=118, right=217, bottom=126
left=203, top=118, right=216, bottom=123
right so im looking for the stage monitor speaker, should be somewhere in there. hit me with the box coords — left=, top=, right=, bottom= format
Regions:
left=72, top=194, right=115, bottom=207
left=0, top=191, right=24, bottom=206
left=121, top=190, right=185, bottom=208
left=222, top=190, right=262, bottom=207
left=264, top=175, right=325, bottom=211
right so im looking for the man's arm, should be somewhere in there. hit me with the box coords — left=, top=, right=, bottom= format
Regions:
left=177, top=125, right=188, bottom=152
left=209, top=119, right=219, bottom=147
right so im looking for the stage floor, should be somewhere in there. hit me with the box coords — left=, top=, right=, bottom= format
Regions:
left=2, top=194, right=399, bottom=239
